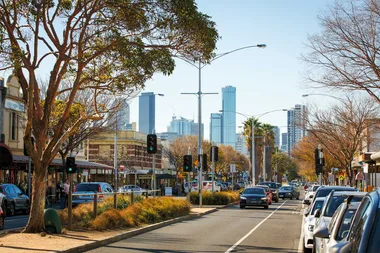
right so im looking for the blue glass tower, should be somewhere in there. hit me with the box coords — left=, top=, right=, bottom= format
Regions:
left=222, top=86, right=236, bottom=147
left=210, top=113, right=222, bottom=145
left=139, top=92, right=155, bottom=134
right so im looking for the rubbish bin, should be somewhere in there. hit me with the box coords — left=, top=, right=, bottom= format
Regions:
left=44, top=208, right=62, bottom=234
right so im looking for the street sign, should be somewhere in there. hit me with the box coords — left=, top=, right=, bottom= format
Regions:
left=119, top=165, right=125, bottom=171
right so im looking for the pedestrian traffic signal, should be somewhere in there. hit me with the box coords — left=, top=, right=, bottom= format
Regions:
left=147, top=134, right=157, bottom=154
left=66, top=157, right=77, bottom=174
left=183, top=155, right=192, bottom=172
left=198, top=154, right=208, bottom=172
left=210, top=146, right=219, bottom=162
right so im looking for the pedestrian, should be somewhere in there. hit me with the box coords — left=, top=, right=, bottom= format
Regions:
left=61, top=179, right=70, bottom=209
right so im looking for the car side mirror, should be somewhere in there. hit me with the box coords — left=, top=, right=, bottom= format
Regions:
left=304, top=209, right=310, bottom=217
left=314, top=227, right=329, bottom=239
left=314, top=209, right=321, bottom=218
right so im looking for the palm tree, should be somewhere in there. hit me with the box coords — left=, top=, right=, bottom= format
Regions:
left=242, top=117, right=262, bottom=181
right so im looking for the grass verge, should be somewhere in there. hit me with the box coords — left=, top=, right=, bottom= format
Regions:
left=190, top=191, right=240, bottom=205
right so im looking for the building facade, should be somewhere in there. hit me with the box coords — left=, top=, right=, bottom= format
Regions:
left=210, top=113, right=222, bottom=145
left=222, top=86, right=236, bottom=147
left=281, top=132, right=288, bottom=152
left=117, top=101, right=130, bottom=130
left=169, top=116, right=192, bottom=136
left=273, top=126, right=280, bottom=147
left=287, top=104, right=307, bottom=155
left=236, top=133, right=249, bottom=157
left=139, top=92, right=155, bottom=134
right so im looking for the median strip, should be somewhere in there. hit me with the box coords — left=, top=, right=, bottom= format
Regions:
left=224, top=201, right=287, bottom=253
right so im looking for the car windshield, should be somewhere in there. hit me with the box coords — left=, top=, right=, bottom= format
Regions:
left=312, top=185, right=320, bottom=191
left=324, top=195, right=363, bottom=217
left=244, top=188, right=264, bottom=195
left=260, top=182, right=276, bottom=188
left=76, top=184, right=99, bottom=192
left=280, top=187, right=293, bottom=191
left=311, top=200, right=325, bottom=215
left=336, top=209, right=356, bottom=241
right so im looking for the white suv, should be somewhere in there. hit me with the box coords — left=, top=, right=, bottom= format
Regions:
left=304, top=185, right=320, bottom=205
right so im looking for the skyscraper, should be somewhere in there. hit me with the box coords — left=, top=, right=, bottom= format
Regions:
left=222, top=86, right=236, bottom=147
left=139, top=92, right=155, bottom=134
left=281, top=132, right=287, bottom=152
left=273, top=126, right=280, bottom=147
left=210, top=113, right=222, bottom=145
left=168, top=115, right=204, bottom=138
left=287, top=104, right=307, bottom=155
left=117, top=101, right=130, bottom=130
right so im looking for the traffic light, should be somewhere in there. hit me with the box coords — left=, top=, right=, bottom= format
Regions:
left=183, top=155, right=192, bottom=172
left=315, top=148, right=323, bottom=175
left=147, top=134, right=157, bottom=154
left=66, top=157, right=77, bottom=174
left=210, top=146, right=219, bottom=162
left=23, top=137, right=35, bottom=156
left=198, top=154, right=208, bottom=172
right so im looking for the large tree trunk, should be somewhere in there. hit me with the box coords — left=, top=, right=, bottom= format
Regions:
left=23, top=164, right=48, bottom=233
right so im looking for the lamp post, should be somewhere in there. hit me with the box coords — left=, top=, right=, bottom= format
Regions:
left=220, top=109, right=287, bottom=186
left=302, top=94, right=346, bottom=103
left=180, top=44, right=266, bottom=208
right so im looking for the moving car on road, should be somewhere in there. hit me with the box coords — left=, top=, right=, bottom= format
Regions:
left=255, top=185, right=272, bottom=204
left=0, top=184, right=30, bottom=216
left=240, top=187, right=269, bottom=209
left=278, top=186, right=300, bottom=200
left=258, top=182, right=279, bottom=202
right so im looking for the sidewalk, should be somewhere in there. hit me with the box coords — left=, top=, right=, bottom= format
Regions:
left=0, top=207, right=217, bottom=253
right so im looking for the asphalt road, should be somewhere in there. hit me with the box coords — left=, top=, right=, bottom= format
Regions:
left=3, top=214, right=29, bottom=230
left=86, top=199, right=304, bottom=253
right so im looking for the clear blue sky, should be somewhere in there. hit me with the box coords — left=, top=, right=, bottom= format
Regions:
left=130, top=0, right=332, bottom=139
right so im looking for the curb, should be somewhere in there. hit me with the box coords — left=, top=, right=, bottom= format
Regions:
left=60, top=208, right=218, bottom=253
left=216, top=201, right=239, bottom=209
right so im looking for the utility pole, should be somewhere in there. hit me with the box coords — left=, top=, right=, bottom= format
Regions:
left=187, top=147, right=191, bottom=203
left=211, top=145, right=215, bottom=193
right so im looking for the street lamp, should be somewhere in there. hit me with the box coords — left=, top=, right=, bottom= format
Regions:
left=180, top=44, right=266, bottom=208
left=220, top=109, right=287, bottom=186
left=302, top=93, right=346, bottom=103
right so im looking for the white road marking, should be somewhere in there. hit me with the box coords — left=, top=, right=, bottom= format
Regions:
left=224, top=201, right=287, bottom=253
left=298, top=207, right=305, bottom=252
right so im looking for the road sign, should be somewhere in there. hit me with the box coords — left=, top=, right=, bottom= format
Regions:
left=119, top=165, right=124, bottom=171
left=194, top=160, right=198, bottom=167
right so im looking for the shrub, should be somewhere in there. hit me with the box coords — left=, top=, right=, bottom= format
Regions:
left=190, top=191, right=240, bottom=205
left=91, top=209, right=126, bottom=230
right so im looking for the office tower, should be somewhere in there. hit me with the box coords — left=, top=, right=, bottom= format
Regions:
left=221, top=86, right=236, bottom=147
left=273, top=126, right=280, bottom=147
left=281, top=132, right=288, bottom=152
left=287, top=104, right=307, bottom=155
left=117, top=101, right=130, bottom=130
left=236, top=133, right=249, bottom=157
left=190, top=121, right=204, bottom=139
left=168, top=115, right=203, bottom=138
left=139, top=92, right=155, bottom=134
left=210, top=113, right=222, bottom=145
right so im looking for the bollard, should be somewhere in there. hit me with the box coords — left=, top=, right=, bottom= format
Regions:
left=131, top=191, right=134, bottom=204
left=93, top=193, right=98, bottom=218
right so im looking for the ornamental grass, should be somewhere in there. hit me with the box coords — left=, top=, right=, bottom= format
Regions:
left=190, top=191, right=240, bottom=205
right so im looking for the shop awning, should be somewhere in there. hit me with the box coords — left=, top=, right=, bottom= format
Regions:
left=0, top=143, right=13, bottom=167
left=12, top=155, right=113, bottom=170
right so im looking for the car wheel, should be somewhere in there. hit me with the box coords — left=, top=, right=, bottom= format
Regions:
left=0, top=216, right=4, bottom=230
left=8, top=202, right=15, bottom=216
left=264, top=205, right=268, bottom=209
left=240, top=205, right=245, bottom=209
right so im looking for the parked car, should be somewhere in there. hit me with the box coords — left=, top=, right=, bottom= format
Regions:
left=118, top=185, right=147, bottom=195
left=303, top=197, right=326, bottom=252
left=0, top=184, right=30, bottom=216
left=0, top=206, right=4, bottom=230
left=276, top=183, right=282, bottom=189
left=278, top=186, right=300, bottom=200
left=184, top=181, right=199, bottom=193
left=313, top=191, right=366, bottom=253
left=315, top=199, right=361, bottom=253
left=310, top=186, right=357, bottom=206
left=303, top=185, right=320, bottom=205
left=328, top=189, right=380, bottom=253
left=202, top=181, right=221, bottom=192
left=258, top=182, right=279, bottom=202
left=255, top=185, right=272, bottom=204
left=72, top=182, right=114, bottom=205
left=239, top=187, right=269, bottom=209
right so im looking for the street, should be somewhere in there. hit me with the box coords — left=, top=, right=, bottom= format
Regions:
left=86, top=199, right=303, bottom=253
left=3, top=215, right=29, bottom=231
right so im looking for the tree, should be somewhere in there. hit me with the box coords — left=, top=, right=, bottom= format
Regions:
left=305, top=97, right=379, bottom=185
left=271, top=151, right=299, bottom=182
left=303, top=0, right=380, bottom=103
left=0, top=0, right=218, bottom=232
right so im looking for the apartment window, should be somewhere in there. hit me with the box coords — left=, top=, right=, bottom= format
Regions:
left=10, top=112, right=18, bottom=141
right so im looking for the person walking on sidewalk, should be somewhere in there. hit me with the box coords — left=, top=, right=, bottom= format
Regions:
left=60, top=179, right=70, bottom=209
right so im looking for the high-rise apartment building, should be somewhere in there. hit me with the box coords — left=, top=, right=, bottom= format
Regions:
left=236, top=133, right=249, bottom=157
left=287, top=104, right=307, bottom=155
left=273, top=126, right=280, bottom=147
left=168, top=115, right=203, bottom=138
left=281, top=132, right=288, bottom=152
left=210, top=113, right=222, bottom=145
left=139, top=92, right=155, bottom=134
left=222, top=86, right=236, bottom=148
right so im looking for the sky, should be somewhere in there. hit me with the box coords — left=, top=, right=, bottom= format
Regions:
left=129, top=0, right=334, bottom=140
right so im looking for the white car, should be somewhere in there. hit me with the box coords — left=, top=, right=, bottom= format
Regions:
left=118, top=185, right=147, bottom=195
left=202, top=181, right=221, bottom=192
left=303, top=197, right=326, bottom=252
left=303, top=185, right=320, bottom=205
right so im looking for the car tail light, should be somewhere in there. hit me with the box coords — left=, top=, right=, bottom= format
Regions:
left=98, top=185, right=103, bottom=198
